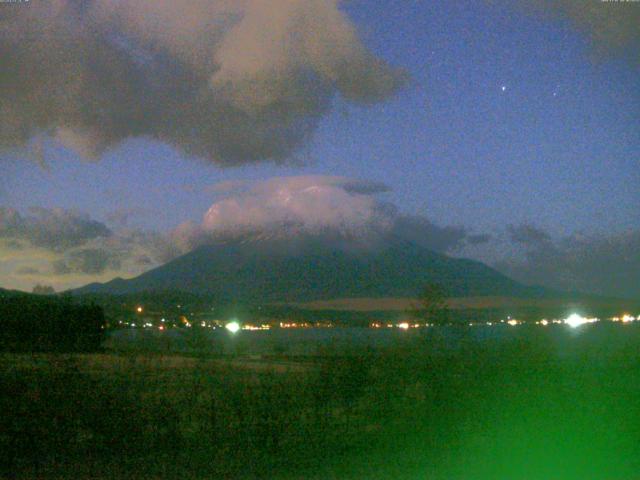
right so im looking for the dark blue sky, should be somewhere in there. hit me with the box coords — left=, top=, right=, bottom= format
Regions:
left=4, top=0, right=638, bottom=235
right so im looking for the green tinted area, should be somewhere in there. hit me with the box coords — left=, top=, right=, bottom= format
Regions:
left=311, top=325, right=640, bottom=480
left=2, top=324, right=639, bottom=479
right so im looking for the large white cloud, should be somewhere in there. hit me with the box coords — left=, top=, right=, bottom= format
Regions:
left=172, top=176, right=480, bottom=254
left=200, top=176, right=395, bottom=237
left=0, top=0, right=405, bottom=165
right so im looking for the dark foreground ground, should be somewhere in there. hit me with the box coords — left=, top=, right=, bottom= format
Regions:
left=2, top=323, right=640, bottom=479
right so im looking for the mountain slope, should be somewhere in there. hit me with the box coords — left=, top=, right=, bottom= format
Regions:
left=73, top=235, right=547, bottom=301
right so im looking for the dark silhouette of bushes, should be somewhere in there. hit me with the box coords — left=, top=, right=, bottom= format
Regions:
left=0, top=293, right=105, bottom=352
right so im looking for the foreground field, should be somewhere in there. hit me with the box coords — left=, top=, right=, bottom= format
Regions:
left=3, top=324, right=640, bottom=479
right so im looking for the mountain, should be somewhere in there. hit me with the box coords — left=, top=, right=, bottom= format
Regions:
left=73, top=232, right=548, bottom=302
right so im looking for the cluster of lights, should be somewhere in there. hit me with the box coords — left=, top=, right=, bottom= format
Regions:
left=538, top=319, right=568, bottom=325
left=380, top=313, right=638, bottom=331
left=242, top=324, right=271, bottom=331
left=612, top=314, right=638, bottom=324
left=122, top=303, right=639, bottom=332
left=371, top=316, right=625, bottom=329
left=279, top=322, right=312, bottom=329
left=563, top=313, right=599, bottom=328
left=371, top=322, right=433, bottom=329
left=496, top=316, right=523, bottom=326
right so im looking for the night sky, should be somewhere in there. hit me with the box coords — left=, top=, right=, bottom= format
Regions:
left=1, top=0, right=638, bottom=297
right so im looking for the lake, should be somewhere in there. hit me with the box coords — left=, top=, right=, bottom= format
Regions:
left=105, top=322, right=640, bottom=358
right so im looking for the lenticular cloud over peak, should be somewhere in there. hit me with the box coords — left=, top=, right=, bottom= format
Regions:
left=0, top=0, right=405, bottom=165
left=201, top=176, right=396, bottom=237
left=165, top=175, right=481, bottom=256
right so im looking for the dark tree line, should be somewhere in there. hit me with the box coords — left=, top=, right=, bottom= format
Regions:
left=0, top=293, right=105, bottom=352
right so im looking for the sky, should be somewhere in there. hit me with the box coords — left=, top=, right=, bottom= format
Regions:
left=0, top=0, right=638, bottom=297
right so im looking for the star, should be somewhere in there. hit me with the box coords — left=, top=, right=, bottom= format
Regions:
left=501, top=85, right=507, bottom=92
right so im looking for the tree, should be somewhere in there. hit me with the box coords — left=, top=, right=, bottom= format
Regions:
left=32, top=284, right=55, bottom=295
left=411, top=282, right=450, bottom=325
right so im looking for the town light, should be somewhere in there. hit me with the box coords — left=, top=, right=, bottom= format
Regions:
left=226, top=321, right=241, bottom=334
left=564, top=313, right=598, bottom=328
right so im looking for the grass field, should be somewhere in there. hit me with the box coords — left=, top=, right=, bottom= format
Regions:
left=3, top=323, right=640, bottom=479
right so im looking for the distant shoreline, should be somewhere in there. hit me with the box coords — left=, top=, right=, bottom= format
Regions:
left=287, top=295, right=640, bottom=312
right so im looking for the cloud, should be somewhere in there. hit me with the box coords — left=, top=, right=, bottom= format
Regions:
left=199, top=175, right=396, bottom=237
left=392, top=215, right=470, bottom=253
left=0, top=0, right=405, bottom=165
left=552, top=0, right=639, bottom=56
left=0, top=206, right=172, bottom=283
left=174, top=176, right=483, bottom=255
left=203, top=180, right=252, bottom=196
left=106, top=207, right=146, bottom=228
left=0, top=207, right=112, bottom=251
left=507, top=224, right=551, bottom=246
left=510, top=0, right=640, bottom=61
left=134, top=254, right=154, bottom=267
left=466, top=233, right=492, bottom=246
left=497, top=225, right=640, bottom=298
left=53, top=248, right=122, bottom=275
left=340, top=179, right=392, bottom=196
left=15, top=266, right=41, bottom=275
left=87, top=227, right=180, bottom=267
